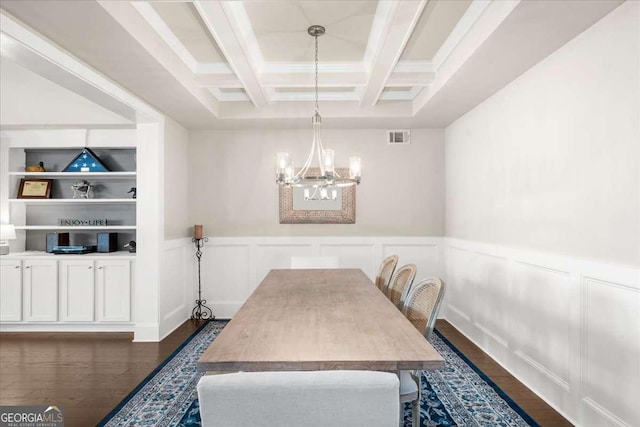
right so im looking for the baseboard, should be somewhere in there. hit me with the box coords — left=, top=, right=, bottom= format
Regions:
left=133, top=323, right=161, bottom=342
left=0, top=323, right=134, bottom=333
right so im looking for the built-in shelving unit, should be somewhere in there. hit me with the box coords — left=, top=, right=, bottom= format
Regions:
left=1, top=128, right=138, bottom=253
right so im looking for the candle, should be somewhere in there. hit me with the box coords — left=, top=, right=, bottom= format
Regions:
left=194, top=225, right=203, bottom=239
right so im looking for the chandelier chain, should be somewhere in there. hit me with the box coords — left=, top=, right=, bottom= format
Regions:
left=314, top=34, right=319, bottom=113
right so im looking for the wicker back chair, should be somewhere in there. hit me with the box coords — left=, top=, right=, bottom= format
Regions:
left=385, top=264, right=416, bottom=309
left=401, top=277, right=446, bottom=341
left=375, top=255, right=398, bottom=292
left=399, top=277, right=446, bottom=427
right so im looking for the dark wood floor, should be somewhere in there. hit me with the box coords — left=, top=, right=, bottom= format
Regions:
left=0, top=320, right=572, bottom=427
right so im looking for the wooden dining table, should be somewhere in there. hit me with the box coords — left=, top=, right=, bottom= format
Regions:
left=197, top=268, right=444, bottom=372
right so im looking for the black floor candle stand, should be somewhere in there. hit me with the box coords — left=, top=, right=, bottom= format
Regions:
left=191, top=237, right=214, bottom=322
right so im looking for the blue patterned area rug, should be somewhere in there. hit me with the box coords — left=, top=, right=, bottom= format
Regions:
left=98, top=320, right=539, bottom=427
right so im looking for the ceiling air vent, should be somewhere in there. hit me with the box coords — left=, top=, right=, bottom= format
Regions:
left=388, top=130, right=411, bottom=144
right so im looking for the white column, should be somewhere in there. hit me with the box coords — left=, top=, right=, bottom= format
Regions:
left=134, top=121, right=165, bottom=341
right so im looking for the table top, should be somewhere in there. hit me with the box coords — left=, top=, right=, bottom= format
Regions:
left=198, top=269, right=444, bottom=372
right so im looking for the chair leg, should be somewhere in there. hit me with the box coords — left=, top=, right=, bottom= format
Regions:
left=412, top=373, right=422, bottom=426
left=399, top=401, right=404, bottom=426
left=412, top=399, right=420, bottom=426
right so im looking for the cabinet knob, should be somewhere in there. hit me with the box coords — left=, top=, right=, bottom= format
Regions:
left=98, top=266, right=103, bottom=270
left=15, top=265, right=20, bottom=269
left=25, top=266, right=30, bottom=269
left=88, top=266, right=92, bottom=269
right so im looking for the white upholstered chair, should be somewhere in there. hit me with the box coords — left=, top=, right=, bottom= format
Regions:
left=197, top=370, right=399, bottom=427
left=290, top=256, right=339, bottom=269
left=399, top=277, right=446, bottom=426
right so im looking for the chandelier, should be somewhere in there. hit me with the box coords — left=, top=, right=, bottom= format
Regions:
left=276, top=25, right=361, bottom=199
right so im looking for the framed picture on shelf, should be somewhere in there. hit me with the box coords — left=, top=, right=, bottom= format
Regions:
left=17, top=178, right=53, bottom=199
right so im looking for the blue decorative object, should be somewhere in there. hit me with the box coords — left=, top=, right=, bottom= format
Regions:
left=63, top=148, right=110, bottom=172
left=97, top=321, right=539, bottom=427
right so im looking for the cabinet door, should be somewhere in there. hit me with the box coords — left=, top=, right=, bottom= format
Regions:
left=23, top=260, right=58, bottom=322
left=0, top=260, right=22, bottom=321
left=59, top=260, right=95, bottom=322
left=96, top=260, right=131, bottom=322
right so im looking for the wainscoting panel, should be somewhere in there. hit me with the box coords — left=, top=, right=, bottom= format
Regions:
left=256, top=244, right=314, bottom=283
left=511, top=261, right=572, bottom=395
left=320, top=244, right=376, bottom=279
left=581, top=277, right=640, bottom=426
left=203, top=237, right=444, bottom=318
left=444, top=238, right=640, bottom=427
left=470, top=251, right=510, bottom=362
left=161, top=239, right=193, bottom=340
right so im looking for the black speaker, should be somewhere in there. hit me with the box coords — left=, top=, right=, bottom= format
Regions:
left=97, top=232, right=118, bottom=253
left=46, top=233, right=70, bottom=253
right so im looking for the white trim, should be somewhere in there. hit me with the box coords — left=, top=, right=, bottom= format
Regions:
left=221, top=1, right=265, bottom=73
left=132, top=2, right=198, bottom=72
left=379, top=87, right=422, bottom=101
left=133, top=323, right=161, bottom=342
left=0, top=323, right=134, bottom=332
left=208, top=87, right=250, bottom=102
left=393, top=60, right=435, bottom=74
left=261, top=62, right=366, bottom=74
left=432, top=0, right=492, bottom=69
left=194, top=1, right=267, bottom=107
left=194, top=62, right=235, bottom=75
left=0, top=12, right=162, bottom=123
left=363, top=0, right=396, bottom=71
left=359, top=1, right=427, bottom=106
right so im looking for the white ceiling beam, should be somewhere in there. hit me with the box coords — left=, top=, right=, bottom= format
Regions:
left=194, top=1, right=267, bottom=107
left=412, top=0, right=518, bottom=116
left=359, top=1, right=427, bottom=107
left=386, top=73, right=435, bottom=88
left=97, top=1, right=220, bottom=117
left=260, top=72, right=368, bottom=88
left=0, top=11, right=160, bottom=123
left=194, top=74, right=244, bottom=88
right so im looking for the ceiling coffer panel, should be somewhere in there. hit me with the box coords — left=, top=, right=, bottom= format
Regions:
left=243, top=1, right=378, bottom=62
left=150, top=2, right=227, bottom=63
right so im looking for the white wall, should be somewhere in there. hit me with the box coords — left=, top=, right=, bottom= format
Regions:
left=445, top=2, right=639, bottom=267
left=444, top=3, right=639, bottom=426
left=189, top=128, right=445, bottom=237
left=0, top=59, right=132, bottom=126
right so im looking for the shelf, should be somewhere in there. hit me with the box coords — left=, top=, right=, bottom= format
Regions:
left=15, top=226, right=137, bottom=231
left=8, top=172, right=136, bottom=179
left=9, top=199, right=136, bottom=204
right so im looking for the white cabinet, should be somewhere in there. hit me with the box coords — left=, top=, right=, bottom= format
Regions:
left=23, top=259, right=58, bottom=322
left=0, top=260, right=22, bottom=321
left=59, top=259, right=95, bottom=322
left=0, top=255, right=132, bottom=329
left=96, top=260, right=131, bottom=322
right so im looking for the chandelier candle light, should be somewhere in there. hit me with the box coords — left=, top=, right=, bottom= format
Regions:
left=276, top=25, right=361, bottom=199
left=192, top=224, right=214, bottom=322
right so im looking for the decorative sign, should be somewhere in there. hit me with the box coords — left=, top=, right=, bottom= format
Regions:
left=62, top=148, right=110, bottom=172
left=58, top=218, right=108, bottom=226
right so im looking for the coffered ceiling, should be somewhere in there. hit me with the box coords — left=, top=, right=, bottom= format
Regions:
left=0, top=0, right=624, bottom=128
